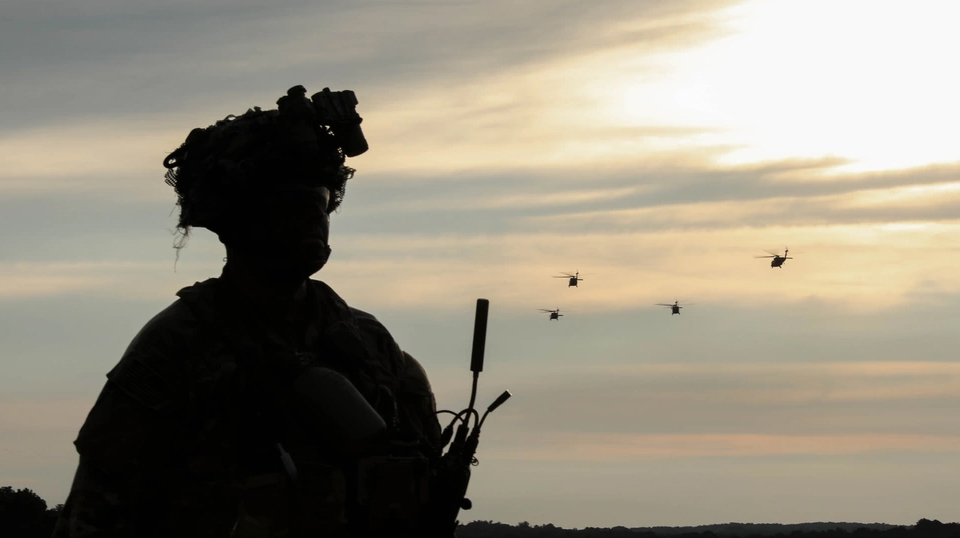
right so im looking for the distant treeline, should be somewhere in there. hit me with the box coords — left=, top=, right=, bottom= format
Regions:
left=0, top=487, right=62, bottom=538
left=458, top=519, right=960, bottom=538
left=2, top=485, right=957, bottom=538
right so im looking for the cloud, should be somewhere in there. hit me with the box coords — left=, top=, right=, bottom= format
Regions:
left=338, top=160, right=960, bottom=233
left=491, top=432, right=960, bottom=461
left=465, top=360, right=960, bottom=444
left=0, top=119, right=188, bottom=197
left=0, top=0, right=737, bottom=133
left=320, top=224, right=960, bottom=312
left=6, top=160, right=960, bottom=313
left=0, top=260, right=217, bottom=300
left=0, top=271, right=109, bottom=299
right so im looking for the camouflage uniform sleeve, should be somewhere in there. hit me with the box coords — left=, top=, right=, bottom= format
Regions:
left=55, top=302, right=195, bottom=537
left=54, top=380, right=182, bottom=538
left=348, top=306, right=442, bottom=453
left=53, top=453, right=132, bottom=537
left=398, top=351, right=442, bottom=453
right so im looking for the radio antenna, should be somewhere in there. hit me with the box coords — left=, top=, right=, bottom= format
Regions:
left=468, top=298, right=489, bottom=417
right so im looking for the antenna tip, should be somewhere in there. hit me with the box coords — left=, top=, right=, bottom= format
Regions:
left=487, top=389, right=512, bottom=412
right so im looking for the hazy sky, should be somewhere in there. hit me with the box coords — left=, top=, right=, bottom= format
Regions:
left=3, top=0, right=960, bottom=527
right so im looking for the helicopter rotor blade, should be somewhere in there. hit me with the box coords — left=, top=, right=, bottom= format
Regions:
left=754, top=255, right=776, bottom=258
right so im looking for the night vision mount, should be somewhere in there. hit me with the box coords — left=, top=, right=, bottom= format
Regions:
left=277, top=85, right=369, bottom=158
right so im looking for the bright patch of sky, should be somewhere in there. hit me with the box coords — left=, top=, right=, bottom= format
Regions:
left=607, top=0, right=960, bottom=173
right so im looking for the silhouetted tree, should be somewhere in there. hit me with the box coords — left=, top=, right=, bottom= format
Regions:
left=4, top=484, right=960, bottom=538
left=0, top=486, right=56, bottom=538
left=457, top=519, right=960, bottom=538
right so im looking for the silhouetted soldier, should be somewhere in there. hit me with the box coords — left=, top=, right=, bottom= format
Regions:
left=54, top=86, right=444, bottom=537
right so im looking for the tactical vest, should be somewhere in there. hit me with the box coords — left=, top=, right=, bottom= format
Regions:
left=107, top=278, right=437, bottom=537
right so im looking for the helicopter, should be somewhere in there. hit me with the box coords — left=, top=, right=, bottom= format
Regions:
left=553, top=271, right=584, bottom=287
left=655, top=300, right=690, bottom=315
left=537, top=308, right=565, bottom=321
left=755, top=248, right=793, bottom=268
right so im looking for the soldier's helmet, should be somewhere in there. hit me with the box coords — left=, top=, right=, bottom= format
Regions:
left=162, top=85, right=368, bottom=243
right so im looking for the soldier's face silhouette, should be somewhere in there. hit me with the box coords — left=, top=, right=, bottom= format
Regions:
left=225, top=183, right=333, bottom=281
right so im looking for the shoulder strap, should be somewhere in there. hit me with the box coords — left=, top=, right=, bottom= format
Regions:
left=308, top=280, right=406, bottom=429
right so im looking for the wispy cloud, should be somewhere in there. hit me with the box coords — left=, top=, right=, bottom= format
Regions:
left=341, top=160, right=960, bottom=232
left=0, top=262, right=130, bottom=298
left=0, top=260, right=215, bottom=300
left=6, top=160, right=960, bottom=311
left=459, top=359, right=960, bottom=466
left=0, top=117, right=203, bottom=198
left=0, top=0, right=735, bottom=132
left=492, top=433, right=960, bottom=461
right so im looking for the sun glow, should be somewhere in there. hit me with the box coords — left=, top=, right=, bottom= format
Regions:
left=611, top=0, right=960, bottom=172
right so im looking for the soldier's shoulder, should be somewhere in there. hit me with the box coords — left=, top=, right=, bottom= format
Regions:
left=126, top=297, right=204, bottom=353
left=119, top=279, right=218, bottom=360
left=308, top=280, right=408, bottom=366
left=308, top=279, right=394, bottom=338
left=349, top=305, right=403, bottom=357
left=342, top=305, right=431, bottom=394
left=349, top=305, right=388, bottom=332
left=106, top=279, right=220, bottom=408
